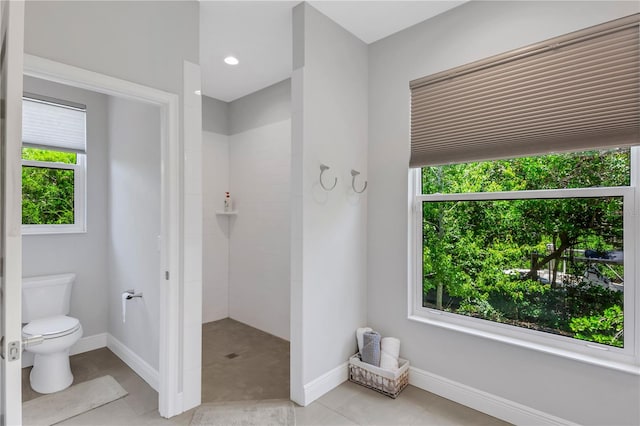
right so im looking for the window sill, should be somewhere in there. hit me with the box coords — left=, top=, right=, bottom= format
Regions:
left=408, top=312, right=640, bottom=376
left=22, top=225, right=86, bottom=236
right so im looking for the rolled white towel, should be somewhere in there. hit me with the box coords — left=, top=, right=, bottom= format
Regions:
left=356, top=327, right=372, bottom=354
left=380, top=337, right=400, bottom=370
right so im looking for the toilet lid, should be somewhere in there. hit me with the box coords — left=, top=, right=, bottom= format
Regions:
left=23, top=315, right=80, bottom=339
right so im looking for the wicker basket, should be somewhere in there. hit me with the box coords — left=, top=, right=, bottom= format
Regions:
left=348, top=354, right=409, bottom=398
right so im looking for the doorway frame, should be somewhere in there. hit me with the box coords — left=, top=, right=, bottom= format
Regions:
left=23, top=54, right=182, bottom=418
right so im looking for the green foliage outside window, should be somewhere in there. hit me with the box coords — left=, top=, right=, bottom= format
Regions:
left=22, top=147, right=76, bottom=225
left=422, top=149, right=628, bottom=348
left=22, top=147, right=76, bottom=164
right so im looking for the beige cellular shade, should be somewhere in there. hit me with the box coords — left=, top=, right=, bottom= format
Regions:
left=409, top=14, right=640, bottom=168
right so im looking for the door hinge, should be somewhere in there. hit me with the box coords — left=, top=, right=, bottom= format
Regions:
left=165, top=271, right=169, bottom=280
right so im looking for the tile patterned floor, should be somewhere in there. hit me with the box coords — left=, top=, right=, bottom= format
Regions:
left=21, top=319, right=509, bottom=425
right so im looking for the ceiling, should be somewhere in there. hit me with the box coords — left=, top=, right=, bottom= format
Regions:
left=199, top=1, right=467, bottom=102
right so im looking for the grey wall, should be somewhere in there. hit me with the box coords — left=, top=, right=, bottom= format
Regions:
left=108, top=97, right=161, bottom=370
left=201, top=81, right=292, bottom=338
left=22, top=76, right=109, bottom=340
left=367, top=1, right=640, bottom=425
left=227, top=81, right=291, bottom=340
left=24, top=1, right=198, bottom=95
left=201, top=95, right=230, bottom=326
left=202, top=130, right=229, bottom=323
left=202, top=95, right=229, bottom=135
left=202, top=79, right=291, bottom=135
left=291, top=3, right=368, bottom=404
left=229, top=79, right=291, bottom=135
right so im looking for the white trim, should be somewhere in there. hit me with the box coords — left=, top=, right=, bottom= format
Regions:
left=21, top=225, right=85, bottom=235
left=158, top=69, right=182, bottom=419
left=23, top=55, right=176, bottom=106
left=21, top=152, right=86, bottom=235
left=178, top=60, right=202, bottom=414
left=417, top=185, right=630, bottom=202
left=23, top=54, right=181, bottom=418
left=70, top=332, right=107, bottom=357
left=302, top=362, right=349, bottom=406
left=107, top=334, right=159, bottom=392
left=408, top=365, right=579, bottom=426
left=21, top=159, right=80, bottom=170
left=176, top=392, right=184, bottom=414
left=21, top=332, right=107, bottom=368
left=2, top=2, right=26, bottom=424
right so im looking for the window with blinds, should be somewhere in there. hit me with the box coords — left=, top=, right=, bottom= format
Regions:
left=21, top=96, right=87, bottom=234
left=410, top=15, right=640, bottom=367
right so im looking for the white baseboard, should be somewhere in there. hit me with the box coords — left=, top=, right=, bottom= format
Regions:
left=71, top=332, right=108, bottom=356
left=409, top=366, right=578, bottom=426
left=303, top=362, right=348, bottom=406
left=22, top=332, right=108, bottom=368
left=22, top=331, right=159, bottom=395
left=107, top=334, right=159, bottom=392
left=202, top=310, right=228, bottom=325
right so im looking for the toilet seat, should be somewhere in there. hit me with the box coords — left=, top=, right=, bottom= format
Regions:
left=23, top=315, right=81, bottom=340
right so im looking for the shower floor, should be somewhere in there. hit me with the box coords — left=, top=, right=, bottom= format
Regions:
left=201, top=317, right=290, bottom=402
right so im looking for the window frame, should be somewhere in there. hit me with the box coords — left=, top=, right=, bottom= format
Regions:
left=21, top=96, right=87, bottom=235
left=408, top=148, right=640, bottom=373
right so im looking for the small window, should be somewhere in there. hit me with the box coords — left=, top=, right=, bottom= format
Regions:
left=21, top=96, right=87, bottom=234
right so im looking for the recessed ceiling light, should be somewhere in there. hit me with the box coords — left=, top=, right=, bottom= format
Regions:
left=224, top=56, right=239, bottom=66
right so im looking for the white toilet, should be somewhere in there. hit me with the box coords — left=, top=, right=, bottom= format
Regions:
left=22, top=273, right=83, bottom=394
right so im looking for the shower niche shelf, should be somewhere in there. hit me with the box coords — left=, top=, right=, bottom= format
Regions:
left=215, top=210, right=238, bottom=216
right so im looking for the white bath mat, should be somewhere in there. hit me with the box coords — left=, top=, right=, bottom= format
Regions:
left=22, top=375, right=128, bottom=426
left=190, top=399, right=295, bottom=426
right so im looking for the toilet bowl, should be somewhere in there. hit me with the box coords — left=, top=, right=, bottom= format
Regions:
left=22, top=273, right=83, bottom=394
left=22, top=315, right=82, bottom=394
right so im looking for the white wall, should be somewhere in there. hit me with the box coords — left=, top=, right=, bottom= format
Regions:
left=21, top=76, right=109, bottom=365
left=107, top=96, right=161, bottom=371
left=228, top=117, right=291, bottom=341
left=367, top=2, right=640, bottom=425
left=202, top=130, right=230, bottom=323
left=291, top=3, right=368, bottom=405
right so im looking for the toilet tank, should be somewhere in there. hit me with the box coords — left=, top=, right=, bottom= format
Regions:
left=22, top=273, right=76, bottom=323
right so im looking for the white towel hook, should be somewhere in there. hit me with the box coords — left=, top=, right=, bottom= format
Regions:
left=319, top=164, right=337, bottom=191
left=351, top=169, right=367, bottom=193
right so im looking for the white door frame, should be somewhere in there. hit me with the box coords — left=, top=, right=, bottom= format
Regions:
left=22, top=54, right=182, bottom=418
left=1, top=1, right=24, bottom=424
